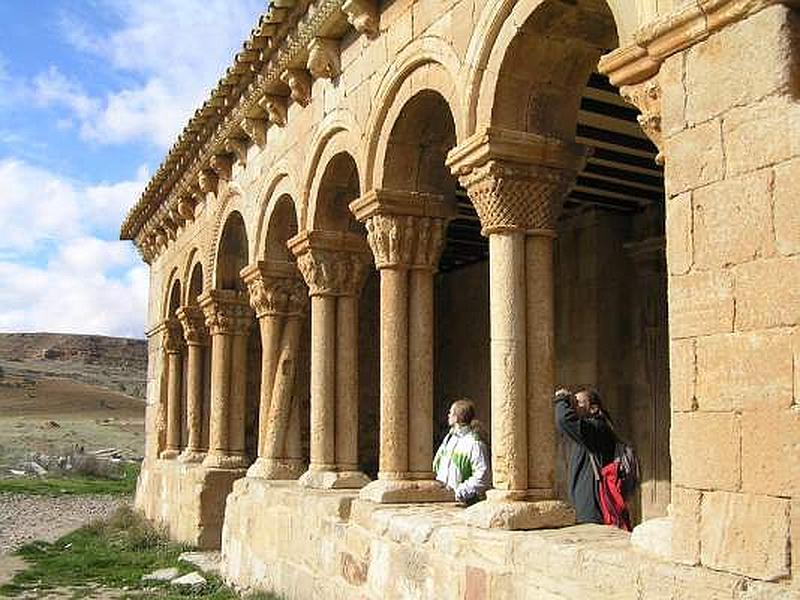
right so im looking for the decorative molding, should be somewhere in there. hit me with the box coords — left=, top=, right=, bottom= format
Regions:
left=307, top=37, right=341, bottom=80
left=620, top=77, right=664, bottom=165
left=280, top=69, right=312, bottom=106
left=342, top=0, right=379, bottom=39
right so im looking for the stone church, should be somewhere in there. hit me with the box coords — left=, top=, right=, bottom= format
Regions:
left=121, top=0, right=800, bottom=597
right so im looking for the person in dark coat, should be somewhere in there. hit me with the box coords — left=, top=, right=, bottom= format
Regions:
left=554, top=387, right=616, bottom=524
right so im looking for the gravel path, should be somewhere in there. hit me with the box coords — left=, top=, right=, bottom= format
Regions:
left=0, top=492, right=127, bottom=555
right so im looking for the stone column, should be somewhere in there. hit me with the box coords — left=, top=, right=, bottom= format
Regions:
left=351, top=190, right=454, bottom=503
left=199, top=289, right=254, bottom=470
left=447, top=127, right=584, bottom=528
left=144, top=322, right=169, bottom=460
left=289, top=230, right=371, bottom=489
left=176, top=306, right=209, bottom=463
left=241, top=260, right=309, bottom=480
left=160, top=319, right=184, bottom=459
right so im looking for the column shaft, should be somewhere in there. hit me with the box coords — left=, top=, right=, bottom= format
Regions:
left=228, top=330, right=249, bottom=460
left=379, top=268, right=409, bottom=477
left=163, top=350, right=183, bottom=457
left=184, top=342, right=204, bottom=453
left=310, top=295, right=337, bottom=469
left=335, top=295, right=359, bottom=470
left=526, top=233, right=557, bottom=496
left=263, top=315, right=303, bottom=458
left=408, top=268, right=434, bottom=476
left=488, top=232, right=528, bottom=493
left=257, top=316, right=282, bottom=455
left=207, top=332, right=232, bottom=457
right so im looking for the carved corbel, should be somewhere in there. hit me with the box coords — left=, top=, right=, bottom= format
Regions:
left=154, top=228, right=167, bottom=250
left=225, top=137, right=248, bottom=167
left=258, top=94, right=288, bottom=127
left=210, top=154, right=234, bottom=181
left=177, top=195, right=196, bottom=221
left=620, top=77, right=663, bottom=166
left=307, top=37, right=340, bottom=80
left=198, top=168, right=219, bottom=196
left=280, top=69, right=312, bottom=107
left=241, top=116, right=267, bottom=147
left=342, top=0, right=379, bottom=39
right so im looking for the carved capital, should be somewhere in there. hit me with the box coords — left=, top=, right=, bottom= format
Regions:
left=620, top=77, right=664, bottom=165
left=210, top=154, right=233, bottom=181
left=307, top=37, right=340, bottom=80
left=162, top=319, right=184, bottom=354
left=240, top=261, right=309, bottom=318
left=198, top=169, right=219, bottom=195
left=225, top=137, right=248, bottom=167
left=258, top=94, right=288, bottom=127
left=365, top=214, right=447, bottom=270
left=280, top=69, right=312, bottom=107
left=447, top=128, right=586, bottom=235
left=295, top=249, right=369, bottom=297
left=176, top=306, right=208, bottom=346
left=342, top=0, right=379, bottom=39
left=198, top=290, right=254, bottom=336
left=241, top=116, right=267, bottom=147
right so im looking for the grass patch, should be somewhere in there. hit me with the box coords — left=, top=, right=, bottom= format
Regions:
left=1, top=506, right=281, bottom=599
left=0, top=463, right=139, bottom=496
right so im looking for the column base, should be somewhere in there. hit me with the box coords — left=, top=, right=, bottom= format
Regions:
left=202, top=452, right=250, bottom=470
left=461, top=491, right=575, bottom=530
left=298, top=468, right=371, bottom=489
left=178, top=449, right=207, bottom=463
left=247, top=457, right=306, bottom=480
left=159, top=449, right=180, bottom=460
left=358, top=478, right=454, bottom=503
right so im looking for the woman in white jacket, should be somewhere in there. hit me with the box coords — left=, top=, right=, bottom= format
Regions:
left=433, top=398, right=491, bottom=505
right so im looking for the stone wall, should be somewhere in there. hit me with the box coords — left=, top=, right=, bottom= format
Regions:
left=662, top=5, right=800, bottom=582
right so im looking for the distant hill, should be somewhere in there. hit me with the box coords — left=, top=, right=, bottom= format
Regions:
left=0, top=333, right=147, bottom=401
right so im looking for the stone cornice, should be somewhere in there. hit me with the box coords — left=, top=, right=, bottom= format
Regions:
left=121, top=0, right=360, bottom=254
left=599, top=0, right=800, bottom=86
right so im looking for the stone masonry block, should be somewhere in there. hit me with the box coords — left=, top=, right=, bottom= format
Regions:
left=742, top=408, right=800, bottom=497
left=723, top=96, right=800, bottom=177
left=668, top=269, right=734, bottom=339
left=671, top=485, right=701, bottom=565
left=700, top=491, right=790, bottom=581
left=685, top=5, right=798, bottom=123
left=670, top=338, right=696, bottom=412
left=696, top=330, right=794, bottom=412
left=672, top=412, right=739, bottom=491
left=660, top=53, right=685, bottom=138
left=793, top=498, right=799, bottom=588
left=665, top=119, right=724, bottom=197
left=775, top=157, right=800, bottom=256
left=735, top=256, right=800, bottom=331
left=693, top=170, right=775, bottom=270
left=666, top=191, right=693, bottom=275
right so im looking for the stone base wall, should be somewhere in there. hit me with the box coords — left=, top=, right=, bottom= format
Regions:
left=220, top=481, right=796, bottom=600
left=135, top=459, right=245, bottom=549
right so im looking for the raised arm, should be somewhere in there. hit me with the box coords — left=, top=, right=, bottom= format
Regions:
left=554, top=390, right=585, bottom=445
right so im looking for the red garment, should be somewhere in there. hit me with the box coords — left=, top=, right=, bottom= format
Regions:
left=597, top=461, right=632, bottom=531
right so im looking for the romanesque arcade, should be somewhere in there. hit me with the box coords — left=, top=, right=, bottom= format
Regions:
left=124, top=0, right=800, bottom=597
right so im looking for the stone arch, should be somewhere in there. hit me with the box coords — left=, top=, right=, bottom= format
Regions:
left=163, top=269, right=182, bottom=320
left=310, top=151, right=362, bottom=233
left=206, top=187, right=246, bottom=290
left=465, top=0, right=620, bottom=136
left=365, top=36, right=464, bottom=190
left=264, top=194, right=300, bottom=261
left=305, top=124, right=364, bottom=233
left=182, top=249, right=205, bottom=303
left=252, top=161, right=303, bottom=258
left=214, top=211, right=249, bottom=291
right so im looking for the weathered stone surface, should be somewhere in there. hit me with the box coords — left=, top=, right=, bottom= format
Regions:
left=672, top=413, right=739, bottom=491
left=695, top=330, right=794, bottom=412
left=670, top=338, right=696, bottom=412
left=666, top=191, right=693, bottom=275
left=179, top=551, right=221, bottom=576
left=142, top=567, right=179, bottom=582
left=630, top=515, right=672, bottom=559
left=693, top=171, right=775, bottom=269
left=171, top=571, right=207, bottom=587
left=684, top=5, right=797, bottom=123
left=735, top=257, right=800, bottom=331
left=741, top=409, right=800, bottom=497
left=659, top=53, right=685, bottom=138
left=358, top=479, right=454, bottom=504
left=462, top=499, right=575, bottom=531
left=671, top=486, right=701, bottom=566
left=665, top=119, right=724, bottom=196
left=700, top=491, right=790, bottom=581
left=669, top=269, right=734, bottom=339
left=774, top=158, right=800, bottom=256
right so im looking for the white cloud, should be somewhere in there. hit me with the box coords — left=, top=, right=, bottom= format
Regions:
left=32, top=66, right=99, bottom=119
left=0, top=159, right=148, bottom=337
left=54, top=0, right=264, bottom=149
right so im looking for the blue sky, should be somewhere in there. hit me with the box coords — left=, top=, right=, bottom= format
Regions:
left=0, top=1, right=264, bottom=338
